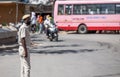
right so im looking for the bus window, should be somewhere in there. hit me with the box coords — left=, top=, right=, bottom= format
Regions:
left=116, top=4, right=120, bottom=14
left=101, top=4, right=115, bottom=14
left=73, top=5, right=87, bottom=15
left=58, top=4, right=64, bottom=15
left=73, top=4, right=81, bottom=15
left=87, top=4, right=100, bottom=15
left=81, top=5, right=87, bottom=14
left=65, top=4, right=72, bottom=15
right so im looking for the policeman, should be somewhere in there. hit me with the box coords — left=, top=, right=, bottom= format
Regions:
left=18, top=14, right=31, bottom=77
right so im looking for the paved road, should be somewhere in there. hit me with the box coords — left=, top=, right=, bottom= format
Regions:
left=0, top=32, right=120, bottom=77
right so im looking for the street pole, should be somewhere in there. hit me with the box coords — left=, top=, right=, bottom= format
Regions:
left=16, top=0, right=18, bottom=24
left=51, top=0, right=56, bottom=17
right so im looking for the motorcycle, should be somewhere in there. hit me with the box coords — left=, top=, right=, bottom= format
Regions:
left=48, top=26, right=58, bottom=41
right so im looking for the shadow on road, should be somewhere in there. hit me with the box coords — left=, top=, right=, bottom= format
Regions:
left=42, top=44, right=81, bottom=48
left=31, top=49, right=100, bottom=55
left=0, top=50, right=18, bottom=56
left=0, top=47, right=102, bottom=56
left=94, top=73, right=120, bottom=77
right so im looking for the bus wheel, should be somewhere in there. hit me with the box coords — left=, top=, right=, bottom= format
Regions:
left=77, top=24, right=87, bottom=34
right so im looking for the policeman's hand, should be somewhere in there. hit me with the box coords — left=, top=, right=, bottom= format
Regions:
left=23, top=50, right=28, bottom=58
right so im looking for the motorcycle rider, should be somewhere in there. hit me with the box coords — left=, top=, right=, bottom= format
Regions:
left=44, top=15, right=56, bottom=38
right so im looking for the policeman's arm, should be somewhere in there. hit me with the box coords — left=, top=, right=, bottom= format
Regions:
left=21, top=38, right=28, bottom=58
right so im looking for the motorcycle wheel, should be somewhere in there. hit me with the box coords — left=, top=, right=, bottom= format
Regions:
left=50, top=39, right=53, bottom=41
left=49, top=37, right=53, bottom=41
left=55, top=36, right=58, bottom=41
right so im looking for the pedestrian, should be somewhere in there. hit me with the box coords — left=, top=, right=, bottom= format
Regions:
left=31, top=12, right=36, bottom=33
left=37, top=15, right=44, bottom=34
left=18, top=14, right=31, bottom=77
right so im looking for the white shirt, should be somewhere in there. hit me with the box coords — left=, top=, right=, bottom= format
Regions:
left=44, top=19, right=55, bottom=28
left=18, top=23, right=31, bottom=47
left=31, top=12, right=36, bottom=25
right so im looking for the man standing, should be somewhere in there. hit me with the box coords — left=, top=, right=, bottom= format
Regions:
left=37, top=15, right=44, bottom=34
left=18, top=14, right=31, bottom=77
left=31, top=12, right=36, bottom=33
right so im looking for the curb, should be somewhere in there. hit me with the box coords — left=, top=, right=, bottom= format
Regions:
left=0, top=44, right=19, bottom=51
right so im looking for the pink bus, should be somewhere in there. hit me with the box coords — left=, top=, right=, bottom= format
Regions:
left=54, top=0, right=120, bottom=33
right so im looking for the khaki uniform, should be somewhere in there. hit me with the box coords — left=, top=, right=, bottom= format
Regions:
left=18, top=23, right=31, bottom=77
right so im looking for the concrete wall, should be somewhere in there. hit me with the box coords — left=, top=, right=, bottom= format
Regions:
left=0, top=28, right=17, bottom=45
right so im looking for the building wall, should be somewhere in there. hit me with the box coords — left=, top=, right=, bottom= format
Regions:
left=0, top=3, right=25, bottom=24
left=17, top=3, right=26, bottom=22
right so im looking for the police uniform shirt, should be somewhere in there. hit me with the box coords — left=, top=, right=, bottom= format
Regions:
left=18, top=23, right=31, bottom=47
